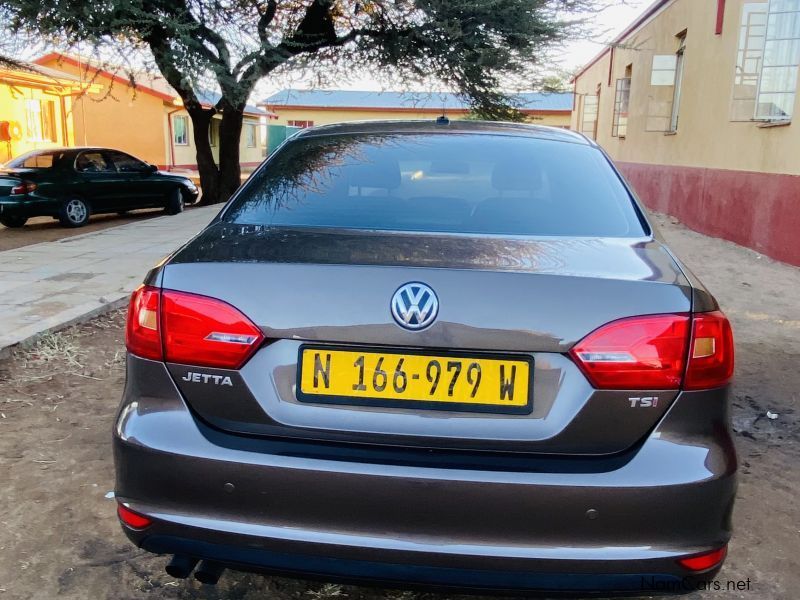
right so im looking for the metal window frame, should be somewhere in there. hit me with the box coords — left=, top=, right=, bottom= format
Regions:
left=580, top=92, right=600, bottom=140
left=246, top=123, right=257, bottom=147
left=612, top=78, right=631, bottom=137
left=173, top=115, right=189, bottom=146
left=669, top=35, right=687, bottom=132
left=754, top=2, right=800, bottom=121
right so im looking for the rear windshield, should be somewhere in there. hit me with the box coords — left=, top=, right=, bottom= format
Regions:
left=6, top=150, right=65, bottom=169
left=225, top=133, right=646, bottom=238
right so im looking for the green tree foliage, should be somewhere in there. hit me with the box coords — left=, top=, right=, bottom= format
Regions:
left=2, top=0, right=594, bottom=204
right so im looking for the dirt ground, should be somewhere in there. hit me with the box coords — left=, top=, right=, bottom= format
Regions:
left=0, top=213, right=798, bottom=600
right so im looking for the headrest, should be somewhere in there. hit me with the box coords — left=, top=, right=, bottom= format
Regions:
left=491, top=160, right=543, bottom=192
left=348, top=158, right=401, bottom=189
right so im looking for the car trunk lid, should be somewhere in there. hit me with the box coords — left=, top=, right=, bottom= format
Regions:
left=0, top=175, right=22, bottom=197
left=160, top=224, right=692, bottom=455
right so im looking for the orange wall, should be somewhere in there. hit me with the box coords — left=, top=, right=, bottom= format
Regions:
left=36, top=57, right=170, bottom=166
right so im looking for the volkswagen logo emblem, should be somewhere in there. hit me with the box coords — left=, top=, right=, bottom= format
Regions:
left=391, top=282, right=439, bottom=330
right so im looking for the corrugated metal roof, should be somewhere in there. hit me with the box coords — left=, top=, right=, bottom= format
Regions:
left=27, top=63, right=82, bottom=82
left=196, top=90, right=267, bottom=116
left=0, top=61, right=82, bottom=84
left=261, top=89, right=573, bottom=112
left=32, top=53, right=268, bottom=116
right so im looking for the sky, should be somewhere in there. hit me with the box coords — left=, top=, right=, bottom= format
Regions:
left=558, top=0, right=651, bottom=72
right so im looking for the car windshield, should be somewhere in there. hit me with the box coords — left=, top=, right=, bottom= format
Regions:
left=224, top=132, right=647, bottom=238
left=5, top=150, right=66, bottom=169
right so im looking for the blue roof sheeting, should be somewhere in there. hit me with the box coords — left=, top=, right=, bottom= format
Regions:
left=261, top=89, right=573, bottom=112
left=198, top=90, right=266, bottom=116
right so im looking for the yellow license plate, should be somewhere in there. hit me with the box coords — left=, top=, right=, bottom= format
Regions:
left=298, top=346, right=532, bottom=414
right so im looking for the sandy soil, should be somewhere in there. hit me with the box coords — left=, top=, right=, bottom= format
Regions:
left=0, top=213, right=798, bottom=599
left=0, top=210, right=167, bottom=252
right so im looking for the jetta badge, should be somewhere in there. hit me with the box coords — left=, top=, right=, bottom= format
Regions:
left=391, top=282, right=439, bottom=330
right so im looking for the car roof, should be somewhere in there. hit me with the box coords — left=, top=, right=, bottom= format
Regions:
left=24, top=147, right=130, bottom=155
left=292, top=119, right=592, bottom=146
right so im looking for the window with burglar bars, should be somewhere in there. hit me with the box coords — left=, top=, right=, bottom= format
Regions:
left=669, top=33, right=687, bottom=132
left=646, top=53, right=678, bottom=131
left=25, top=99, right=57, bottom=142
left=173, top=115, right=189, bottom=145
left=612, top=78, right=631, bottom=137
left=732, top=2, right=768, bottom=121
left=755, top=0, right=800, bottom=120
left=246, top=124, right=257, bottom=147
left=580, top=93, right=599, bottom=139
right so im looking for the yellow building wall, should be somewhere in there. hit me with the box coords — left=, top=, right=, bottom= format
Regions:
left=0, top=84, right=73, bottom=163
left=36, top=57, right=266, bottom=169
left=269, top=108, right=570, bottom=128
left=571, top=0, right=800, bottom=175
left=526, top=113, right=571, bottom=128
left=36, top=57, right=170, bottom=167
left=167, top=111, right=265, bottom=169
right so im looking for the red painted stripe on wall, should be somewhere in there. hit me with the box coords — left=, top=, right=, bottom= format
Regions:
left=617, top=161, right=800, bottom=267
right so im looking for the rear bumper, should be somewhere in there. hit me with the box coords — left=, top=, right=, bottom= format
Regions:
left=114, top=355, right=737, bottom=593
left=0, top=197, right=26, bottom=216
left=0, top=196, right=57, bottom=218
left=137, top=535, right=724, bottom=595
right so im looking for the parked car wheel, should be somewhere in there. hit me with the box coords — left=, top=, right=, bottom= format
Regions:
left=0, top=214, right=28, bottom=228
left=59, top=198, right=91, bottom=228
left=164, top=187, right=185, bottom=215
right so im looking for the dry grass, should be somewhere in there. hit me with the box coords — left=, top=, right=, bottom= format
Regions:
left=0, top=310, right=127, bottom=395
left=27, top=331, right=85, bottom=368
left=306, top=584, right=348, bottom=599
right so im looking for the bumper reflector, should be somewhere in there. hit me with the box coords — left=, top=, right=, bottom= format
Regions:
left=677, top=545, right=727, bottom=572
left=117, top=503, right=153, bottom=529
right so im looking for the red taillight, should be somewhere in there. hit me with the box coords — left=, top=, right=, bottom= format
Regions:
left=117, top=503, right=152, bottom=529
left=685, top=311, right=734, bottom=390
left=125, top=287, right=263, bottom=369
left=570, top=314, right=690, bottom=390
left=161, top=290, right=264, bottom=369
left=571, top=311, right=734, bottom=390
left=10, top=180, right=37, bottom=195
left=125, top=285, right=163, bottom=361
left=677, top=545, right=727, bottom=572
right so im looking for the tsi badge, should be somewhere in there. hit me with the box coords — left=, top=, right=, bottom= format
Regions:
left=629, top=396, right=659, bottom=408
left=182, top=372, right=233, bottom=386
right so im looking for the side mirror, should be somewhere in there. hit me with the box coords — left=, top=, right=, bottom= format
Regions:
left=148, top=164, right=159, bottom=174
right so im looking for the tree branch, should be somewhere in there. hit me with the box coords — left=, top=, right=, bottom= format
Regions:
left=237, top=0, right=369, bottom=93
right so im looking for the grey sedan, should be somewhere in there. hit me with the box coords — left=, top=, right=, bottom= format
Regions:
left=114, top=120, right=736, bottom=594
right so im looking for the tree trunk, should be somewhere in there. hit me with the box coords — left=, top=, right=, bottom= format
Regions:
left=187, top=107, right=222, bottom=206
left=216, top=107, right=245, bottom=204
left=184, top=98, right=245, bottom=206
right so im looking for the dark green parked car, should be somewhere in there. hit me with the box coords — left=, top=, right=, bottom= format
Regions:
left=0, top=147, right=199, bottom=228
